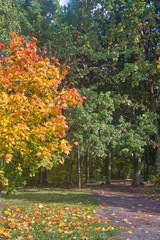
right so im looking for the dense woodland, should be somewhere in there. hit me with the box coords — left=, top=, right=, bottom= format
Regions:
left=0, top=0, right=160, bottom=192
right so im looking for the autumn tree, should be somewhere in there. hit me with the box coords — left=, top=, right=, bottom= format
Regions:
left=0, top=33, right=82, bottom=192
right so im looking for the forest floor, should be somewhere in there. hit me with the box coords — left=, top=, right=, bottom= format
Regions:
left=1, top=182, right=160, bottom=239
left=88, top=181, right=160, bottom=240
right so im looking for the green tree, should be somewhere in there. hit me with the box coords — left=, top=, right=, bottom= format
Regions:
left=65, top=88, right=117, bottom=186
left=0, top=0, right=21, bottom=44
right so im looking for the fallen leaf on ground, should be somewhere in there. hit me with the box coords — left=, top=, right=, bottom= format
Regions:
left=0, top=228, right=5, bottom=233
left=25, top=234, right=33, bottom=239
left=123, top=218, right=132, bottom=224
left=106, top=226, right=115, bottom=231
left=0, top=232, right=11, bottom=239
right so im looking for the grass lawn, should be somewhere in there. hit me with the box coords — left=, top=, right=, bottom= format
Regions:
left=0, top=188, right=121, bottom=239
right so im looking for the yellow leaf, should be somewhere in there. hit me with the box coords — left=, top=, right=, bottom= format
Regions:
left=94, top=227, right=101, bottom=231
left=25, top=234, right=33, bottom=240
left=106, top=226, right=115, bottom=231
left=59, top=139, right=71, bottom=155
left=36, top=152, right=41, bottom=157
left=0, top=228, right=5, bottom=233
left=128, top=230, right=133, bottom=234
left=59, top=157, right=64, bottom=164
left=64, top=230, right=73, bottom=234
left=58, top=221, right=66, bottom=227
left=3, top=210, right=10, bottom=216
left=38, top=204, right=43, bottom=209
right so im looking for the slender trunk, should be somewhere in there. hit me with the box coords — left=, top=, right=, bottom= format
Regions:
left=132, top=157, right=142, bottom=186
left=106, top=151, right=112, bottom=184
left=68, top=158, right=73, bottom=186
left=48, top=41, right=52, bottom=64
left=155, top=123, right=160, bottom=171
left=148, top=81, right=160, bottom=170
left=77, top=147, right=81, bottom=189
left=86, top=149, right=90, bottom=184
left=37, top=168, right=47, bottom=184
left=146, top=146, right=150, bottom=179
left=87, top=164, right=90, bottom=184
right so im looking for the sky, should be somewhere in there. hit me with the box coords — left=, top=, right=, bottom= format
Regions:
left=59, top=0, right=70, bottom=6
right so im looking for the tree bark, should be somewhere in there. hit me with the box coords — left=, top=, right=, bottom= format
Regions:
left=37, top=168, right=47, bottom=185
left=148, top=81, right=160, bottom=170
left=155, top=123, right=160, bottom=171
left=86, top=149, right=90, bottom=184
left=77, top=147, right=81, bottom=189
left=146, top=146, right=150, bottom=180
left=132, top=157, right=142, bottom=186
left=69, top=159, right=73, bottom=186
left=106, top=151, right=112, bottom=185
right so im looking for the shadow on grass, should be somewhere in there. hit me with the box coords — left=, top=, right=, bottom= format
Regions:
left=1, top=188, right=97, bottom=206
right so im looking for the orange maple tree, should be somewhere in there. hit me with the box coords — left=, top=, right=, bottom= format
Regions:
left=0, top=33, right=82, bottom=190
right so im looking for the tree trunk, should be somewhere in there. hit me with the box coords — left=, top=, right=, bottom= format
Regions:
left=106, top=151, right=112, bottom=184
left=69, top=159, right=73, bottom=186
left=37, top=168, right=47, bottom=185
left=132, top=157, right=142, bottom=186
left=66, top=155, right=73, bottom=186
left=155, top=130, right=160, bottom=171
left=148, top=82, right=160, bottom=170
left=77, top=147, right=81, bottom=189
left=86, top=149, right=90, bottom=184
left=145, top=146, right=150, bottom=180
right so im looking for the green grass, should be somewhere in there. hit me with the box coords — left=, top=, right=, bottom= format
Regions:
left=0, top=188, right=121, bottom=239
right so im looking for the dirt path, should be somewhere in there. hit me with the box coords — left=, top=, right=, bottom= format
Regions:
left=90, top=183, right=160, bottom=240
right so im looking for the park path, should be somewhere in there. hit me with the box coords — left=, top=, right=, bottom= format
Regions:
left=89, top=182, right=160, bottom=240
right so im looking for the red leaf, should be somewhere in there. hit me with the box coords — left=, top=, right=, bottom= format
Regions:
left=0, top=43, right=5, bottom=50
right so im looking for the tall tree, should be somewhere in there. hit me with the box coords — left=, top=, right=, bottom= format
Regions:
left=62, top=0, right=160, bottom=184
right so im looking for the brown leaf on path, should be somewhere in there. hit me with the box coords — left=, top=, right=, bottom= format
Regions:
left=127, top=230, right=133, bottom=234
left=111, top=212, right=116, bottom=216
left=123, top=218, right=132, bottom=224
